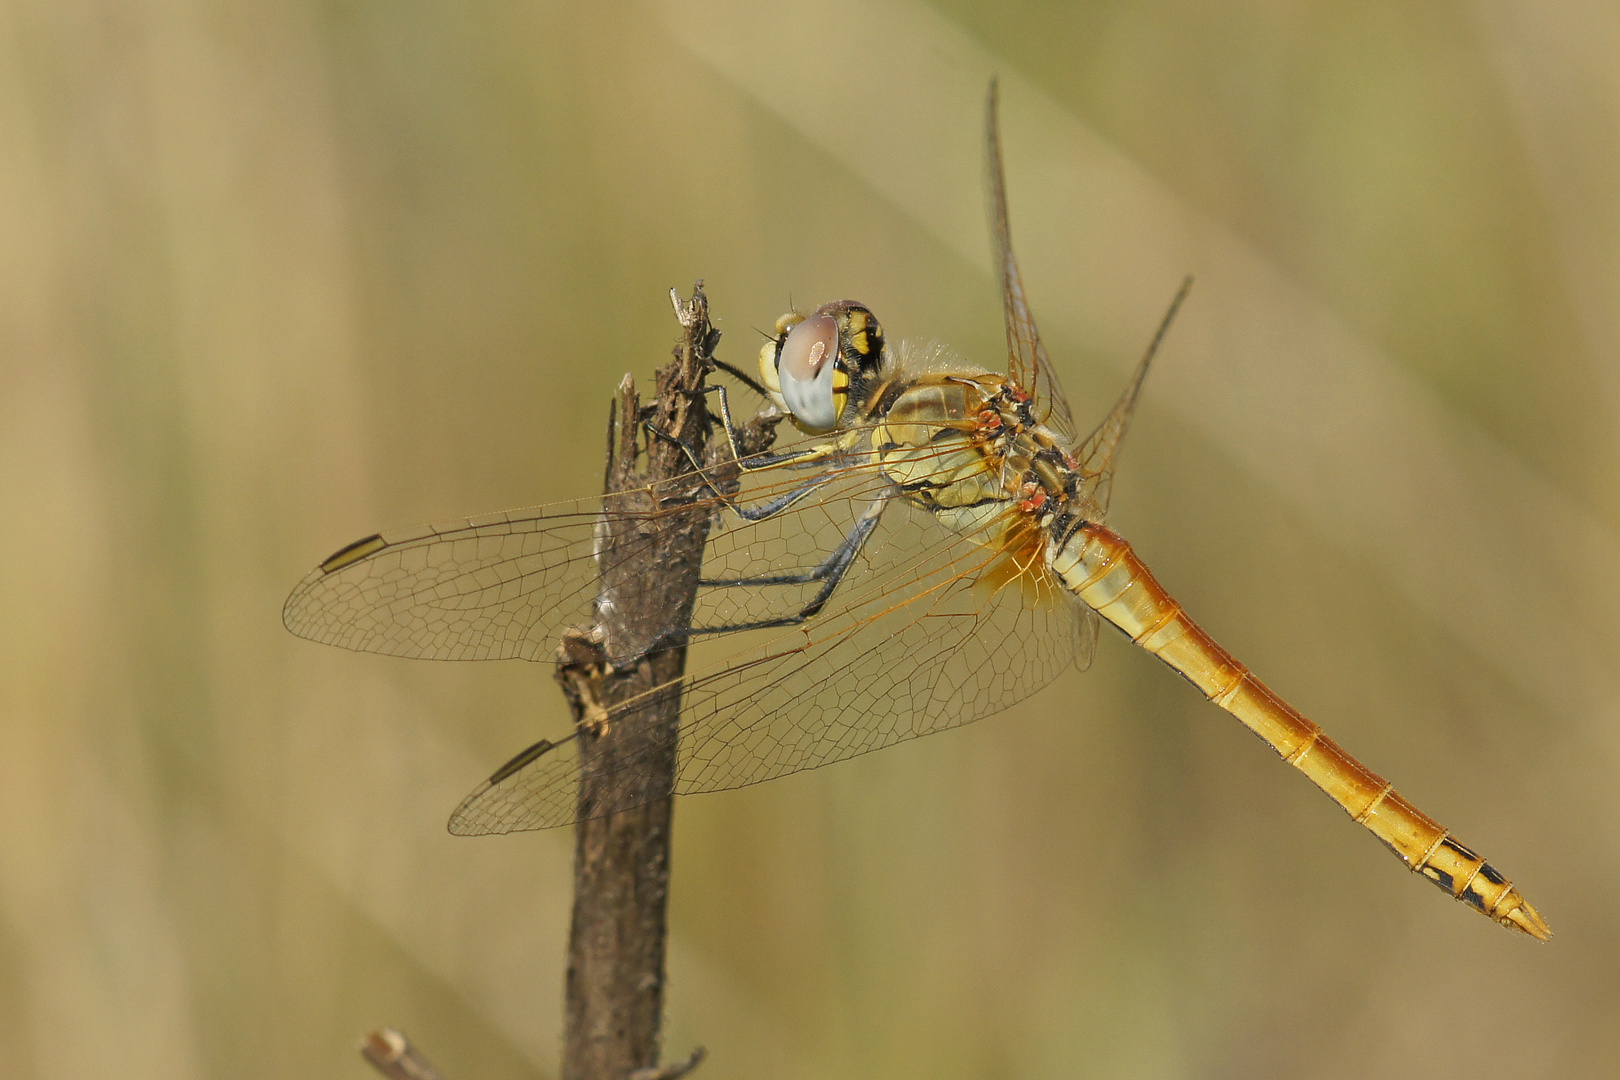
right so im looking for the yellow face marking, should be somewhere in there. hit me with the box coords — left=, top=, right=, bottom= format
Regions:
left=831, top=367, right=850, bottom=422
left=846, top=309, right=872, bottom=357
left=757, top=339, right=783, bottom=395
left=760, top=311, right=805, bottom=401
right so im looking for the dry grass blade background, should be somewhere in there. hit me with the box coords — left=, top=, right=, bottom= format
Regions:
left=0, top=0, right=1616, bottom=1078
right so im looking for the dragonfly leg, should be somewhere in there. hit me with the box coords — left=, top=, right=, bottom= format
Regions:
left=641, top=415, right=717, bottom=479
left=726, top=472, right=838, bottom=522
left=643, top=384, right=835, bottom=479
left=646, top=384, right=846, bottom=522
left=642, top=414, right=838, bottom=523
left=709, top=356, right=770, bottom=398
left=691, top=497, right=888, bottom=635
left=703, top=383, right=840, bottom=472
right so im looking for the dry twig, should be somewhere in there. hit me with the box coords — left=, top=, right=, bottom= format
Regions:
left=560, top=284, right=731, bottom=1080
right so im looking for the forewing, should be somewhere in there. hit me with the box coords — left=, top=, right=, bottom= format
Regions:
left=283, top=498, right=615, bottom=662
left=285, top=421, right=958, bottom=664
left=449, top=492, right=1096, bottom=833
left=987, top=80, right=1078, bottom=443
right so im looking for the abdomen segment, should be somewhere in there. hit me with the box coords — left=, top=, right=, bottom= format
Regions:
left=1050, top=523, right=1550, bottom=940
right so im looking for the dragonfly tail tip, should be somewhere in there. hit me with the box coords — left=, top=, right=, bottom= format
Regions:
left=1499, top=896, right=1553, bottom=941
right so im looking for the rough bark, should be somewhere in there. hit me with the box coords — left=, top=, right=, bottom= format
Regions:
left=558, top=286, right=720, bottom=1080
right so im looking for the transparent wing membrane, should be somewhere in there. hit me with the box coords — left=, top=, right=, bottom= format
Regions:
left=986, top=80, right=1078, bottom=443
left=284, top=421, right=992, bottom=665
left=282, top=87, right=1553, bottom=942
left=1072, top=276, right=1193, bottom=521
left=285, top=88, right=1127, bottom=836
left=284, top=500, right=609, bottom=662
left=449, top=487, right=1093, bottom=833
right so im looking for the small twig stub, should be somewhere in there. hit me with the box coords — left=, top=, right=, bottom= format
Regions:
left=359, top=1029, right=448, bottom=1080
left=629, top=1045, right=708, bottom=1080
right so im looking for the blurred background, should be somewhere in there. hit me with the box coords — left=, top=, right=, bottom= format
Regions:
left=2, top=0, right=1617, bottom=1076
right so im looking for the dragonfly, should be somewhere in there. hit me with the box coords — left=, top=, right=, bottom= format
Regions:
left=284, top=85, right=1549, bottom=940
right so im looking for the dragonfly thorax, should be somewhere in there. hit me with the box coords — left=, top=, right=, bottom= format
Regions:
left=760, top=299, right=1084, bottom=546
left=865, top=370, right=1082, bottom=546
left=982, top=381, right=1086, bottom=535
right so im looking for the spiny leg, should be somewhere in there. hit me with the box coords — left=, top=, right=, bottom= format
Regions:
left=708, top=356, right=770, bottom=399
left=643, top=383, right=845, bottom=519
left=703, top=382, right=843, bottom=472
left=643, top=416, right=841, bottom=523
left=691, top=496, right=889, bottom=636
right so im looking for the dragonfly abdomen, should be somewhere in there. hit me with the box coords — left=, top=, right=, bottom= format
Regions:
left=1048, top=523, right=1551, bottom=939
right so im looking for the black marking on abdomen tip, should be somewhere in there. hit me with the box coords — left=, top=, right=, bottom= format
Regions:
left=1423, top=866, right=1456, bottom=892
left=1442, top=837, right=1481, bottom=861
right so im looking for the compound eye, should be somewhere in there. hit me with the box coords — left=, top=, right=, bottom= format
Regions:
left=776, top=313, right=842, bottom=432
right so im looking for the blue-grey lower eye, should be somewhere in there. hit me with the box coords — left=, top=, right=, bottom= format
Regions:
left=778, top=314, right=841, bottom=431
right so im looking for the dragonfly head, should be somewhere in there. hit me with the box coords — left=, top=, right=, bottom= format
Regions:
left=758, top=301, right=886, bottom=434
